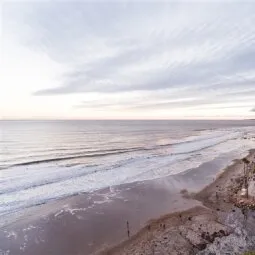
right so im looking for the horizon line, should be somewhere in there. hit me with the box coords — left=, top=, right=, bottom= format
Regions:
left=0, top=118, right=254, bottom=121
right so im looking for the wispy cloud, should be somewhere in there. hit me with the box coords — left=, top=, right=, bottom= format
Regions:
left=2, top=1, right=255, bottom=118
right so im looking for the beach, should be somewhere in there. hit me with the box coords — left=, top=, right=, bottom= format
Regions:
left=0, top=120, right=255, bottom=255
left=102, top=150, right=255, bottom=255
left=1, top=149, right=255, bottom=255
left=2, top=0, right=255, bottom=253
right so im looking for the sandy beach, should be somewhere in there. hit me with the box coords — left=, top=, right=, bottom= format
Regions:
left=101, top=150, right=255, bottom=255
left=1, top=150, right=255, bottom=255
left=0, top=173, right=202, bottom=255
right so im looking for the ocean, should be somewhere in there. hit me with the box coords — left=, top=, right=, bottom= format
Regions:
left=0, top=120, right=255, bottom=217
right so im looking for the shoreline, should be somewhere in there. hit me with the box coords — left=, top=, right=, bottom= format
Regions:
left=0, top=150, right=255, bottom=255
left=100, top=149, right=255, bottom=255
left=1, top=146, right=249, bottom=228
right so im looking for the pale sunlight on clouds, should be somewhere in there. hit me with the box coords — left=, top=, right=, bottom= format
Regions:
left=1, top=1, right=255, bottom=119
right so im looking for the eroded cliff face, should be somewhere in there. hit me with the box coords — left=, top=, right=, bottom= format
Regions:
left=198, top=156, right=255, bottom=255
left=198, top=209, right=255, bottom=255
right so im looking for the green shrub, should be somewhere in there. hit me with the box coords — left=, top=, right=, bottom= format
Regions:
left=243, top=252, right=255, bottom=255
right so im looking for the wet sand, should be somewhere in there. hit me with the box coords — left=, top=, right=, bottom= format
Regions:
left=0, top=151, right=254, bottom=255
left=0, top=179, right=201, bottom=255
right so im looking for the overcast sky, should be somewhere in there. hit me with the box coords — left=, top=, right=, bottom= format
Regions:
left=1, top=1, right=255, bottom=119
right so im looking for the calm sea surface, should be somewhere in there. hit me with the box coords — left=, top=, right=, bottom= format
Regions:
left=0, top=120, right=255, bottom=215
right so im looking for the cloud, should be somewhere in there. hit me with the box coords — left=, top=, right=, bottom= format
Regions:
left=25, top=2, right=255, bottom=97
left=2, top=1, right=255, bottom=118
left=33, top=41, right=255, bottom=95
left=251, top=107, right=255, bottom=112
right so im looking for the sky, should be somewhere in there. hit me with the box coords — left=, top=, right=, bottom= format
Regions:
left=1, top=1, right=255, bottom=120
